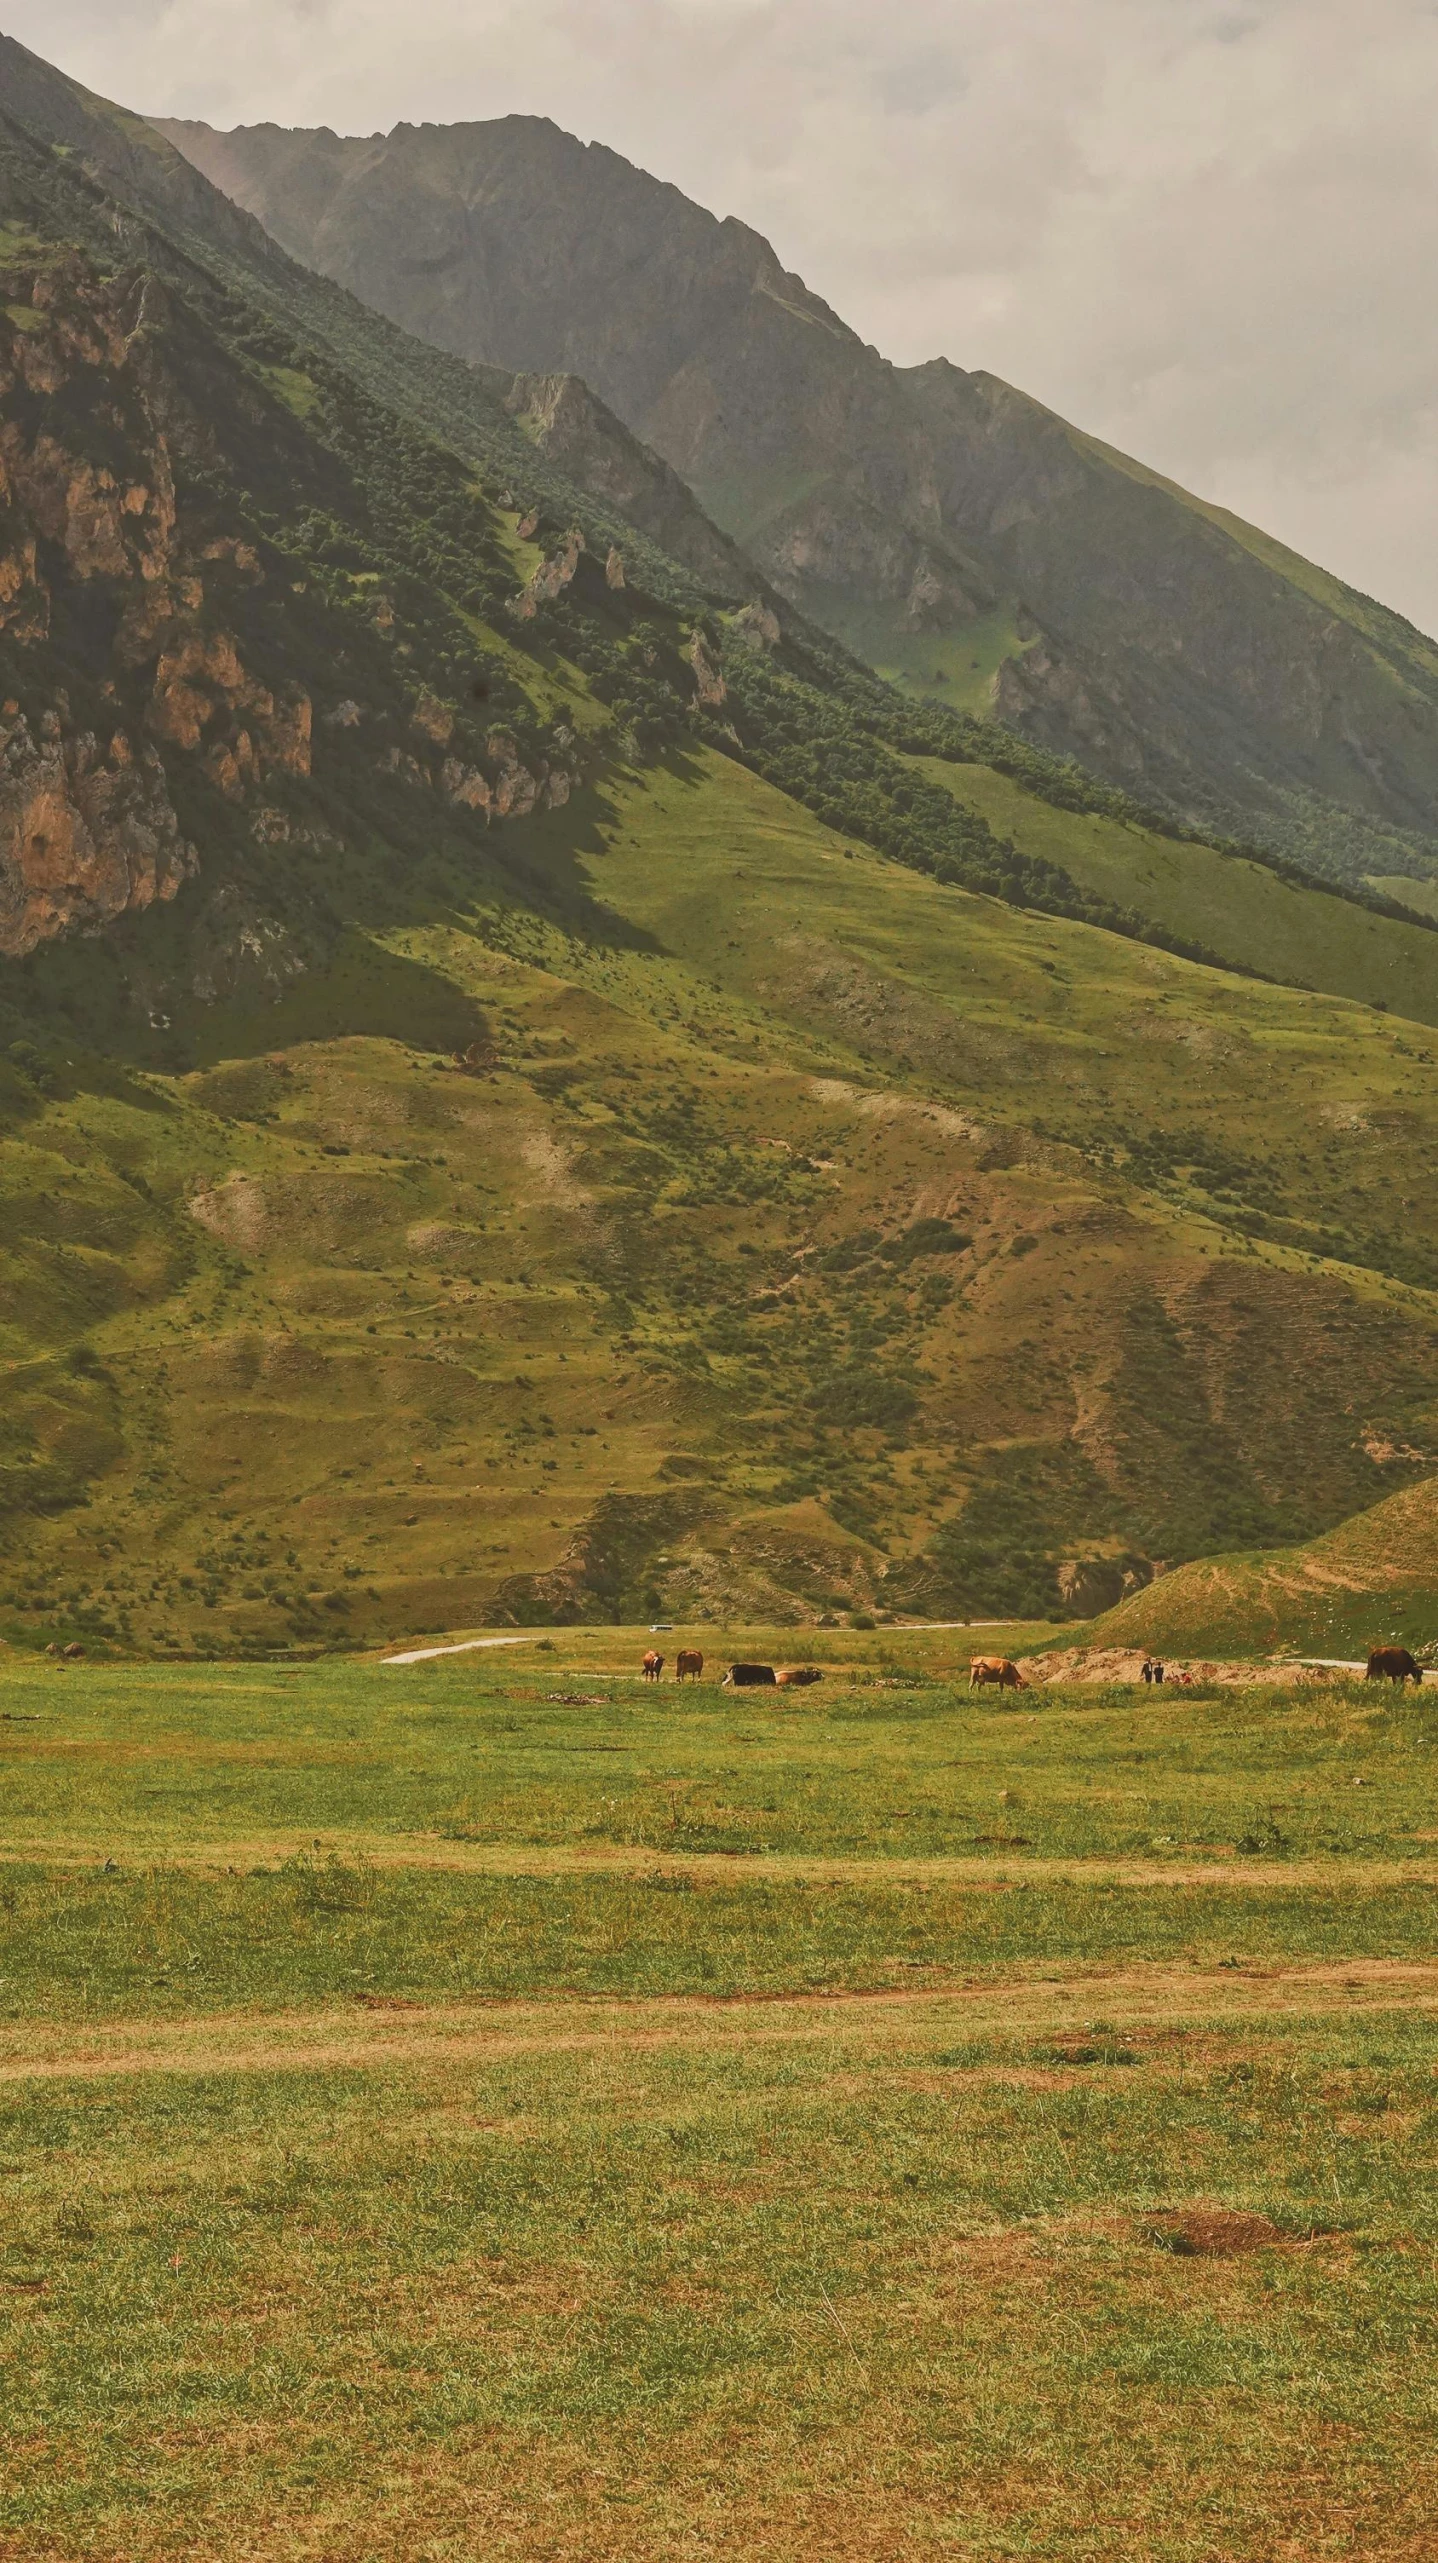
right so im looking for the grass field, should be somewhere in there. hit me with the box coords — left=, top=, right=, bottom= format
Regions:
left=3, top=1637, right=1438, bottom=2558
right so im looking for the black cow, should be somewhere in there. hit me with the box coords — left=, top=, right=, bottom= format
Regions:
left=1367, top=1647, right=1424, bottom=1686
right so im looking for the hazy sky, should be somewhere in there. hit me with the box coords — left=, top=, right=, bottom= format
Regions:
left=8, top=0, right=1438, bottom=632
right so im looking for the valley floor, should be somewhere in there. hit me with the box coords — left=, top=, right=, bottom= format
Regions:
left=1, top=1639, right=1436, bottom=2558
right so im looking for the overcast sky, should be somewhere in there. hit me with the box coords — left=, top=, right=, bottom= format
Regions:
left=8, top=0, right=1438, bottom=633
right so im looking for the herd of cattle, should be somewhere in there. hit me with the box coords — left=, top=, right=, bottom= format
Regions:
left=639, top=1651, right=1031, bottom=1689
left=638, top=1646, right=1428, bottom=1687
left=641, top=1652, right=825, bottom=1688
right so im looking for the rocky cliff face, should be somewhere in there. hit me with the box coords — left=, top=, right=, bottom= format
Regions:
left=0, top=708, right=194, bottom=956
left=0, top=246, right=331, bottom=956
left=0, top=199, right=575, bottom=976
left=155, top=108, right=1438, bottom=869
left=0, top=254, right=213, bottom=954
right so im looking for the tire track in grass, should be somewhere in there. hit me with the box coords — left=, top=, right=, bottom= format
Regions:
left=5, top=1838, right=1438, bottom=1891
left=3, top=1957, right=1436, bottom=2084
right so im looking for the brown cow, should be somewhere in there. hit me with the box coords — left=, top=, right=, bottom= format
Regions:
left=642, top=1650, right=664, bottom=1681
left=969, top=1657, right=1027, bottom=1691
left=1367, top=1646, right=1424, bottom=1686
left=676, top=1650, right=704, bottom=1682
left=723, top=1663, right=778, bottom=1688
left=777, top=1666, right=824, bottom=1687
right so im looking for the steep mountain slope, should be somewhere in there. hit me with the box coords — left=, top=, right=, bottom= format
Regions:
left=154, top=107, right=1438, bottom=887
left=0, top=36, right=768, bottom=616
left=1085, top=1477, right=1438, bottom=1661
left=0, top=42, right=1436, bottom=1660
left=10, top=34, right=1435, bottom=1008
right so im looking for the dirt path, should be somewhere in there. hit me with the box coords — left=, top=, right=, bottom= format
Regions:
left=382, top=1634, right=548, bottom=1666
left=4, top=1834, right=1438, bottom=1891
left=3, top=1958, right=1435, bottom=2086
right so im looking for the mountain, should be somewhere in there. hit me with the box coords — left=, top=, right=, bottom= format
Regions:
left=0, top=38, right=1435, bottom=1664
left=152, top=109, right=1438, bottom=891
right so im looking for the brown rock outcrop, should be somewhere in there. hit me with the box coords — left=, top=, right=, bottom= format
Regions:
left=411, top=692, right=454, bottom=746
left=0, top=707, right=195, bottom=956
left=732, top=600, right=780, bottom=653
left=687, top=629, right=726, bottom=708
left=147, top=624, right=311, bottom=789
left=492, top=755, right=539, bottom=818
left=510, top=527, right=584, bottom=619
left=0, top=232, right=563, bottom=973
left=0, top=531, right=47, bottom=640
left=440, top=757, right=494, bottom=815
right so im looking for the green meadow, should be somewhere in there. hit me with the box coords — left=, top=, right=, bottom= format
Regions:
left=4, top=1636, right=1438, bottom=1873
left=2, top=1640, right=1438, bottom=2557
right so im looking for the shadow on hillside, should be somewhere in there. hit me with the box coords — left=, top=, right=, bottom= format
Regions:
left=0, top=756, right=699, bottom=1085
left=1, top=913, right=491, bottom=1081
left=484, top=759, right=698, bottom=951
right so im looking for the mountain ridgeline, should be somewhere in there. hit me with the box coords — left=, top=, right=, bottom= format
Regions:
left=150, top=106, right=1438, bottom=892
left=0, top=32, right=1434, bottom=1664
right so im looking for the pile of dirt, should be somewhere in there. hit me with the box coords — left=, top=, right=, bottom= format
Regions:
left=1018, top=1647, right=1330, bottom=1688
left=1145, top=2210, right=1285, bottom=2258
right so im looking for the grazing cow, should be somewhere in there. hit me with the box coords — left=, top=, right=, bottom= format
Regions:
left=777, top=1666, right=824, bottom=1687
left=642, top=1650, right=665, bottom=1681
left=676, top=1649, right=704, bottom=1682
left=1367, top=1646, right=1424, bottom=1686
left=969, top=1657, right=1027, bottom=1691
left=723, top=1663, right=778, bottom=1688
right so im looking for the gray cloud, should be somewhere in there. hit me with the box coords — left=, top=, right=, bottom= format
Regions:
left=8, top=0, right=1438, bottom=629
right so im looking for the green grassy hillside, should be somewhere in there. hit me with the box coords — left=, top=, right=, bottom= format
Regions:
left=793, top=592, right=1037, bottom=720
left=915, top=757, right=1438, bottom=1021
left=1087, top=1477, right=1438, bottom=1662
left=6, top=741, right=1438, bottom=1658
left=1369, top=873, right=1438, bottom=923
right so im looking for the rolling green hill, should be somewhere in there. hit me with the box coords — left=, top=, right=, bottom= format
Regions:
left=0, top=42, right=1435, bottom=1663
left=1085, top=1477, right=1438, bottom=1662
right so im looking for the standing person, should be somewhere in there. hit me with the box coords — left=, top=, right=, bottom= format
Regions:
left=1142, top=1659, right=1154, bottom=1686
left=1153, top=1661, right=1166, bottom=1686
